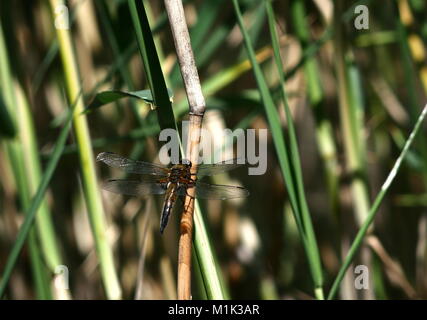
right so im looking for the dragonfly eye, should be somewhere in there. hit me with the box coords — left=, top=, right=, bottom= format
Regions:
left=182, top=159, right=192, bottom=167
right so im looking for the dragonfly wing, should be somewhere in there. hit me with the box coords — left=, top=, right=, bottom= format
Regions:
left=193, top=181, right=249, bottom=200
left=97, top=152, right=168, bottom=176
left=196, top=159, right=245, bottom=178
left=102, top=179, right=166, bottom=197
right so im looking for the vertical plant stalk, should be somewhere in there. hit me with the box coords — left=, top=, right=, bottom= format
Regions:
left=396, top=0, right=427, bottom=288
left=334, top=2, right=370, bottom=228
left=0, top=101, right=76, bottom=298
left=264, top=0, right=324, bottom=298
left=396, top=0, right=427, bottom=186
left=333, top=2, right=375, bottom=299
left=290, top=0, right=340, bottom=217
left=398, top=0, right=427, bottom=92
left=164, top=0, right=206, bottom=300
left=48, top=0, right=121, bottom=299
left=0, top=20, right=51, bottom=299
left=233, top=0, right=324, bottom=298
left=16, top=83, right=70, bottom=299
left=129, top=0, right=226, bottom=299
left=328, top=104, right=427, bottom=299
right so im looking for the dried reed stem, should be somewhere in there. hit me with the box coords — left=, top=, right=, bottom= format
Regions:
left=164, top=0, right=206, bottom=300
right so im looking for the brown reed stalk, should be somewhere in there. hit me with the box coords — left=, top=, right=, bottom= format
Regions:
left=164, top=0, right=206, bottom=300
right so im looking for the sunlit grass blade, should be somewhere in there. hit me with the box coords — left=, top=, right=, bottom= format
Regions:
left=264, top=0, right=324, bottom=298
left=290, top=0, right=340, bottom=215
left=15, top=83, right=64, bottom=274
left=0, top=98, right=76, bottom=298
left=232, top=0, right=302, bottom=239
left=95, top=0, right=151, bottom=161
left=0, top=18, right=52, bottom=299
left=58, top=124, right=160, bottom=156
left=333, top=1, right=376, bottom=300
left=173, top=27, right=333, bottom=119
left=233, top=0, right=324, bottom=298
left=396, top=1, right=427, bottom=184
left=84, top=88, right=173, bottom=113
left=48, top=0, right=121, bottom=299
left=328, top=103, right=427, bottom=299
left=193, top=201, right=230, bottom=299
left=128, top=0, right=177, bottom=131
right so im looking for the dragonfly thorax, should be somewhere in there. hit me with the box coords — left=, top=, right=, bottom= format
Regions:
left=168, top=163, right=193, bottom=184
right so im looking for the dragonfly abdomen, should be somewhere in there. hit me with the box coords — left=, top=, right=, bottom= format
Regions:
left=160, top=184, right=178, bottom=234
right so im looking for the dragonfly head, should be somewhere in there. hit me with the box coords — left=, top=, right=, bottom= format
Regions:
left=181, top=158, right=192, bottom=168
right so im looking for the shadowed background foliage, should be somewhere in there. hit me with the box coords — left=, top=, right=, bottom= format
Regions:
left=0, top=0, right=427, bottom=300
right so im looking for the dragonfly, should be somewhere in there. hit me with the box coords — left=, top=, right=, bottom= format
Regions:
left=97, top=152, right=249, bottom=233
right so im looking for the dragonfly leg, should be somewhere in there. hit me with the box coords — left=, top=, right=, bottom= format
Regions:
left=183, top=195, right=195, bottom=213
left=184, top=188, right=196, bottom=209
left=183, top=185, right=196, bottom=199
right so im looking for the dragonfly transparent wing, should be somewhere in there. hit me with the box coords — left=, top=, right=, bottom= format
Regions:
left=97, top=152, right=168, bottom=176
left=176, top=181, right=249, bottom=200
left=102, top=179, right=166, bottom=197
left=196, top=159, right=245, bottom=178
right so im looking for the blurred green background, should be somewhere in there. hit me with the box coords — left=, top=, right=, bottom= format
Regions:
left=0, top=0, right=427, bottom=300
